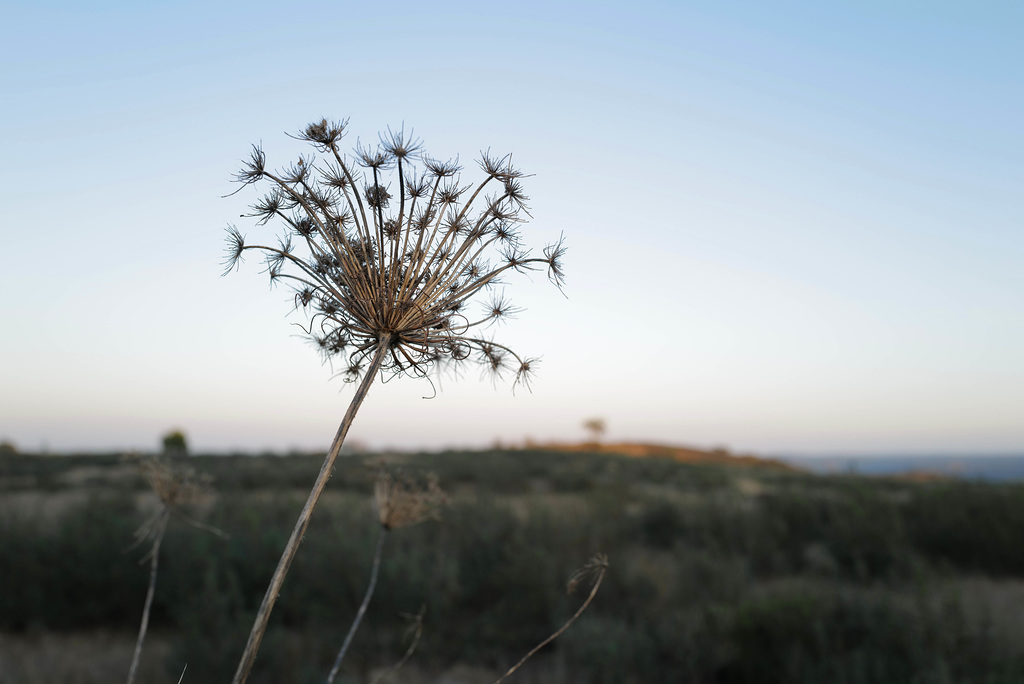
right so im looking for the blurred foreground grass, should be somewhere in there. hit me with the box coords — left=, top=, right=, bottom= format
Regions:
left=4, top=448, right=1024, bottom=683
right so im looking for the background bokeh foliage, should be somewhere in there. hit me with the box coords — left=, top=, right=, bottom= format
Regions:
left=4, top=449, right=1024, bottom=683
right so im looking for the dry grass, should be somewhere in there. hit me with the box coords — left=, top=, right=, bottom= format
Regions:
left=0, top=631, right=171, bottom=684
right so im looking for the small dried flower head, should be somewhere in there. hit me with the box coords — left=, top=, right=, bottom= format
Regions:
left=139, top=456, right=209, bottom=508
left=225, top=118, right=566, bottom=388
left=566, top=553, right=609, bottom=595
left=230, top=144, right=266, bottom=189
left=374, top=468, right=446, bottom=531
left=295, top=117, right=349, bottom=150
left=380, top=125, right=423, bottom=160
left=364, top=183, right=392, bottom=209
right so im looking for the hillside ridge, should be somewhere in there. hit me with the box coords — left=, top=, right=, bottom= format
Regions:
left=536, top=441, right=798, bottom=471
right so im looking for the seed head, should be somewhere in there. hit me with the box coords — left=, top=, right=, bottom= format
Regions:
left=567, top=553, right=609, bottom=595
left=225, top=118, right=566, bottom=387
left=138, top=456, right=209, bottom=508
left=374, top=468, right=446, bottom=531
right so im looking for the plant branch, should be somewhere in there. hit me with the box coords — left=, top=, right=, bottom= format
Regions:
left=326, top=528, right=388, bottom=684
left=231, top=334, right=393, bottom=684
left=370, top=605, right=426, bottom=684
left=493, top=555, right=608, bottom=684
left=126, top=508, right=170, bottom=684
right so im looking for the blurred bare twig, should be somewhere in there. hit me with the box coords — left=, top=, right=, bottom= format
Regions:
left=370, top=605, right=426, bottom=684
left=326, top=468, right=444, bottom=684
left=493, top=553, right=609, bottom=684
left=126, top=457, right=224, bottom=684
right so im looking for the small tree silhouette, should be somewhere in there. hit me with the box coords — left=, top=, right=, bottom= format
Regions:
left=160, top=430, right=188, bottom=456
left=583, top=418, right=606, bottom=444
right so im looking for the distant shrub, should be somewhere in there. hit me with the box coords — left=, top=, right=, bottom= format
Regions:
left=0, top=494, right=146, bottom=631
left=161, top=430, right=188, bottom=456
left=640, top=501, right=684, bottom=549
left=906, top=483, right=1024, bottom=575
left=564, top=615, right=658, bottom=684
left=722, top=582, right=1024, bottom=684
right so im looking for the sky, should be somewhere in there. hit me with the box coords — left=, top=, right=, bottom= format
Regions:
left=1, top=1, right=1022, bottom=456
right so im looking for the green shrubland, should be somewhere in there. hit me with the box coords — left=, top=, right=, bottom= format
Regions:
left=3, top=449, right=1024, bottom=683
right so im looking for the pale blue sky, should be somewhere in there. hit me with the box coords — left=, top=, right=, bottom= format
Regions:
left=1, top=1, right=1021, bottom=454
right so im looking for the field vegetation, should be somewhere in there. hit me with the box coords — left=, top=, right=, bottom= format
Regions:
left=4, top=447, right=1024, bottom=683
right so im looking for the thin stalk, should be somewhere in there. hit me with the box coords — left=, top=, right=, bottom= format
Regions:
left=325, top=528, right=388, bottom=684
left=328, top=143, right=371, bottom=244
left=369, top=605, right=425, bottom=684
left=391, top=157, right=405, bottom=282
left=393, top=176, right=444, bottom=305
left=493, top=561, right=607, bottom=684
left=231, top=334, right=393, bottom=684
left=127, top=508, right=170, bottom=684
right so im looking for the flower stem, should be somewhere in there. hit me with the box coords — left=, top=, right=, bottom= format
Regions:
left=232, top=334, right=392, bottom=684
left=493, top=560, right=608, bottom=684
left=326, top=527, right=387, bottom=684
left=127, top=508, right=170, bottom=684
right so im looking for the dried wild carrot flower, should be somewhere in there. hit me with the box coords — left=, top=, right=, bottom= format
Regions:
left=325, top=470, right=444, bottom=684
left=567, top=552, right=610, bottom=594
left=224, top=119, right=566, bottom=684
left=374, top=468, right=446, bottom=530
left=126, top=456, right=223, bottom=684
left=138, top=456, right=208, bottom=508
left=224, top=118, right=565, bottom=391
left=493, top=553, right=609, bottom=684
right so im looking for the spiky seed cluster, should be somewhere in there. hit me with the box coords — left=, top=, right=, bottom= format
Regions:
left=224, top=118, right=565, bottom=389
left=374, top=468, right=446, bottom=530
left=566, top=553, right=609, bottom=595
left=139, top=457, right=208, bottom=507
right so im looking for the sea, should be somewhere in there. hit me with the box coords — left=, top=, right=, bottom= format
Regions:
left=776, top=454, right=1024, bottom=482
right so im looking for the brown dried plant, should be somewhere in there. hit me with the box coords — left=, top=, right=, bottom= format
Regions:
left=369, top=605, right=426, bottom=684
left=223, top=118, right=565, bottom=684
left=126, top=457, right=225, bottom=684
left=326, top=468, right=445, bottom=684
left=139, top=456, right=205, bottom=508
left=374, top=467, right=446, bottom=530
left=493, top=553, right=609, bottom=684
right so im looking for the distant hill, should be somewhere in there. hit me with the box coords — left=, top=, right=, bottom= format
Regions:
left=538, top=441, right=798, bottom=471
